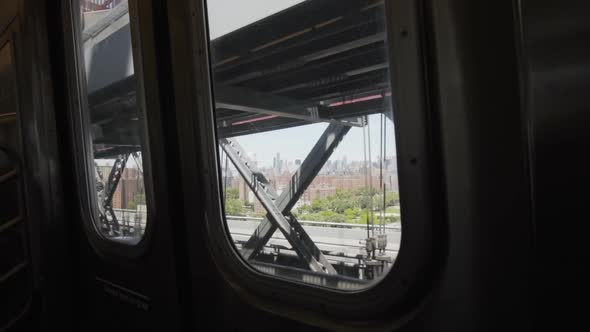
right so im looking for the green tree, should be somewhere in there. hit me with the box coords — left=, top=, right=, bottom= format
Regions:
left=223, top=188, right=246, bottom=216
left=310, top=198, right=327, bottom=212
left=226, top=188, right=239, bottom=200
left=386, top=191, right=399, bottom=206
left=225, top=198, right=245, bottom=216
left=331, top=197, right=354, bottom=213
left=297, top=188, right=401, bottom=224
left=325, top=214, right=347, bottom=223
left=344, top=208, right=361, bottom=220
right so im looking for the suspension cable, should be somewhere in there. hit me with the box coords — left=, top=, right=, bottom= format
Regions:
left=380, top=113, right=385, bottom=233
left=383, top=111, right=388, bottom=233
left=362, top=116, right=370, bottom=239
left=367, top=115, right=374, bottom=237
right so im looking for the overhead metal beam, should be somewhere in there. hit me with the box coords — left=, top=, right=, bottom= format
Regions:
left=220, top=138, right=337, bottom=274
left=269, top=63, right=389, bottom=95
left=217, top=117, right=307, bottom=139
left=320, top=95, right=389, bottom=119
left=215, top=85, right=317, bottom=121
left=216, top=96, right=385, bottom=139
left=240, top=123, right=351, bottom=260
left=219, top=33, right=386, bottom=86
left=215, top=85, right=362, bottom=127
left=94, top=145, right=140, bottom=159
left=211, top=0, right=384, bottom=65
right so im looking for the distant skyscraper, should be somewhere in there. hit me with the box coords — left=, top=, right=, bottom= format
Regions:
left=326, top=160, right=332, bottom=170
left=335, top=160, right=342, bottom=170
left=273, top=152, right=282, bottom=173
left=295, top=159, right=301, bottom=166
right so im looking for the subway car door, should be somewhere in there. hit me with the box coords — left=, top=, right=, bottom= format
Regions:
left=55, top=1, right=189, bottom=330
left=164, top=0, right=533, bottom=331
left=1, top=1, right=74, bottom=329
left=0, top=11, right=34, bottom=332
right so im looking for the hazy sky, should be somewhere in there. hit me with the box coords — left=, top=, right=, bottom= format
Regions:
left=206, top=0, right=306, bottom=40
left=235, top=114, right=396, bottom=168
left=206, top=0, right=397, bottom=168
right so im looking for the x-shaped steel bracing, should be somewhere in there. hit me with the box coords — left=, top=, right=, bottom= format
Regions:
left=220, top=122, right=351, bottom=274
left=97, top=153, right=130, bottom=234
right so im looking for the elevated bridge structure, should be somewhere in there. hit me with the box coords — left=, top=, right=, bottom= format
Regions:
left=83, top=0, right=397, bottom=285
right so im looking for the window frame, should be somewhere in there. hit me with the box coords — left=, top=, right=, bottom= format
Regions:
left=61, top=0, right=158, bottom=257
left=179, top=0, right=446, bottom=327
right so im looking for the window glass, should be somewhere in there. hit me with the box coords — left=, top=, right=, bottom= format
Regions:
left=76, top=0, right=148, bottom=244
left=206, top=0, right=401, bottom=289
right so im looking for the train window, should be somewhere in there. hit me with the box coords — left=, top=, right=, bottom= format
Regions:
left=73, top=0, right=149, bottom=244
left=206, top=0, right=401, bottom=289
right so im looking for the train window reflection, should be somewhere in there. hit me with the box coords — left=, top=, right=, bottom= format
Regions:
left=207, top=0, right=401, bottom=289
left=76, top=0, right=148, bottom=244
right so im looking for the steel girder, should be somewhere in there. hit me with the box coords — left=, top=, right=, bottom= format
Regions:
left=220, top=137, right=342, bottom=274
left=220, top=122, right=352, bottom=274
left=97, top=153, right=129, bottom=234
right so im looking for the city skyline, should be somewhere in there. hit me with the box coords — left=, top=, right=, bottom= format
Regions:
left=223, top=153, right=398, bottom=175
left=230, top=114, right=397, bottom=169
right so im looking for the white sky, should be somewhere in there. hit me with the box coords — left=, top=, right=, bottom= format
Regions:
left=206, top=0, right=397, bottom=168
left=206, top=0, right=306, bottom=39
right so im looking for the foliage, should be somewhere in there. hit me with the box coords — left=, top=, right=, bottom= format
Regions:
left=221, top=186, right=401, bottom=224
left=225, top=198, right=245, bottom=216
left=226, top=188, right=240, bottom=200
left=296, top=188, right=400, bottom=224
left=222, top=188, right=248, bottom=216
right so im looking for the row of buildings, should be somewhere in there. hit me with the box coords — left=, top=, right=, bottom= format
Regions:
left=268, top=152, right=398, bottom=177
left=96, top=156, right=398, bottom=214
left=228, top=165, right=399, bottom=214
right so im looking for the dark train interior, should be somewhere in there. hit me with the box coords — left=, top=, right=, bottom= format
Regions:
left=1, top=0, right=589, bottom=331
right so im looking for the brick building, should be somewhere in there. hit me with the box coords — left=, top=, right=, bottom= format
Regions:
left=96, top=165, right=144, bottom=209
left=229, top=167, right=399, bottom=214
